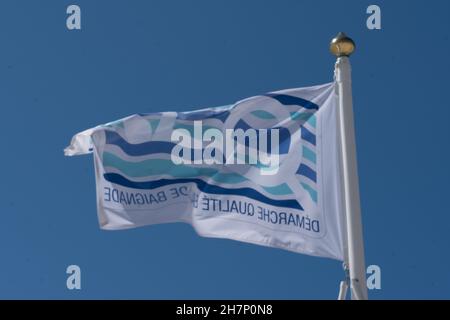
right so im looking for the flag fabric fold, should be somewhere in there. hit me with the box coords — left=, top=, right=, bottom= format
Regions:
left=65, top=82, right=346, bottom=261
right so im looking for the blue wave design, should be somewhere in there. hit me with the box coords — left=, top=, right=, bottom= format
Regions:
left=297, top=163, right=317, bottom=183
left=265, top=94, right=319, bottom=110
left=138, top=109, right=231, bottom=122
left=104, top=152, right=295, bottom=196
left=176, top=109, right=231, bottom=122
left=105, top=130, right=175, bottom=156
left=250, top=110, right=276, bottom=119
left=106, top=130, right=227, bottom=161
left=103, top=152, right=246, bottom=183
left=301, top=126, right=316, bottom=146
left=106, top=123, right=291, bottom=157
left=104, top=173, right=303, bottom=211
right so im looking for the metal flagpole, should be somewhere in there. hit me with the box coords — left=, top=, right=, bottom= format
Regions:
left=330, top=32, right=368, bottom=300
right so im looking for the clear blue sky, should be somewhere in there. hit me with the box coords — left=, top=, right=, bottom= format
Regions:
left=0, top=0, right=449, bottom=299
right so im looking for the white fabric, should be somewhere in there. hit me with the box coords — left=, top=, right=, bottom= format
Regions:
left=65, top=82, right=345, bottom=261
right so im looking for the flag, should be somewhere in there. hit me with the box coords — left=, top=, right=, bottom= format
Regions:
left=65, top=82, right=346, bottom=261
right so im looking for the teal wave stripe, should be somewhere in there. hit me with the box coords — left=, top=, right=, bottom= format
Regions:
left=300, top=182, right=317, bottom=203
left=262, top=183, right=293, bottom=195
left=102, top=152, right=294, bottom=195
left=251, top=110, right=276, bottom=119
left=306, top=115, right=316, bottom=128
left=290, top=112, right=316, bottom=128
left=103, top=120, right=124, bottom=129
left=105, top=151, right=214, bottom=178
left=148, top=119, right=160, bottom=134
left=302, top=146, right=316, bottom=164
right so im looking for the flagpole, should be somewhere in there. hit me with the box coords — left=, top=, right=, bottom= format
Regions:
left=330, top=32, right=368, bottom=300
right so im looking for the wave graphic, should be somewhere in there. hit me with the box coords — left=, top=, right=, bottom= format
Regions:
left=104, top=173, right=304, bottom=211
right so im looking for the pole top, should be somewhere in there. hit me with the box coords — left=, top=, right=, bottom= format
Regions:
left=330, top=32, right=355, bottom=57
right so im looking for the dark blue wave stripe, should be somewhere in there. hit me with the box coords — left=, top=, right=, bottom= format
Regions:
left=104, top=173, right=304, bottom=211
left=176, top=109, right=231, bottom=122
left=265, top=94, right=319, bottom=110
left=106, top=130, right=226, bottom=161
left=105, top=130, right=175, bottom=156
left=106, top=126, right=291, bottom=157
left=301, top=126, right=316, bottom=146
left=106, top=130, right=228, bottom=160
left=137, top=112, right=163, bottom=117
left=137, top=110, right=231, bottom=122
left=296, top=163, right=317, bottom=183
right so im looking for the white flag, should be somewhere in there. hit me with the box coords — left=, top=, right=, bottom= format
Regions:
left=65, top=82, right=345, bottom=261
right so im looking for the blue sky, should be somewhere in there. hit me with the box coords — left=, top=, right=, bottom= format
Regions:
left=0, top=0, right=449, bottom=299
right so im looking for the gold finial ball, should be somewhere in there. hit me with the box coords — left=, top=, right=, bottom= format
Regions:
left=330, top=32, right=355, bottom=57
